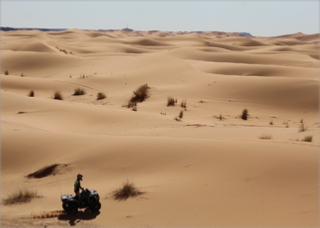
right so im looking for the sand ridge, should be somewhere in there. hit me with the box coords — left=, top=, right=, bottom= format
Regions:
left=1, top=29, right=319, bottom=226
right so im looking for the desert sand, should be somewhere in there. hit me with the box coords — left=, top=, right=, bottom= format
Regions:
left=1, top=29, right=319, bottom=227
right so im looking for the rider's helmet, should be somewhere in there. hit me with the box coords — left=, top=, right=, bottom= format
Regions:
left=77, top=173, right=83, bottom=180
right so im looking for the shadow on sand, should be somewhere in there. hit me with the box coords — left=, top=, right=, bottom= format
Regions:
left=58, top=208, right=100, bottom=226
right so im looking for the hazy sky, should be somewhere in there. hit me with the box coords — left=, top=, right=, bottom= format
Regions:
left=1, top=1, right=319, bottom=36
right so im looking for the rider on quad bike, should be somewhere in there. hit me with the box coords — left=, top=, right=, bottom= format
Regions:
left=61, top=174, right=101, bottom=213
left=74, top=173, right=84, bottom=200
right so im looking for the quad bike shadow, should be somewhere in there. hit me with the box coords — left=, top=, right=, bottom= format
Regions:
left=58, top=208, right=100, bottom=226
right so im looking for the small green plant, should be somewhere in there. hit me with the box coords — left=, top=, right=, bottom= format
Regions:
left=4, top=70, right=9, bottom=75
left=241, top=109, right=248, bottom=120
left=112, top=180, right=143, bottom=200
left=73, top=88, right=86, bottom=96
left=28, top=90, right=34, bottom=97
left=302, top=135, right=312, bottom=142
left=97, top=92, right=106, bottom=100
left=167, top=97, right=175, bottom=106
left=2, top=189, right=42, bottom=205
left=259, top=134, right=273, bottom=140
left=53, top=91, right=63, bottom=100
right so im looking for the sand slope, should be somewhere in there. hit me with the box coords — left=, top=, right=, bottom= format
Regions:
left=1, top=30, right=319, bottom=227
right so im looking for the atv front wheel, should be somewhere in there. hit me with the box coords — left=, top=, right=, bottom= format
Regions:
left=89, top=201, right=101, bottom=212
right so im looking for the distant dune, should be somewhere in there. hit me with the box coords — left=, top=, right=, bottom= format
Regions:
left=1, top=28, right=318, bottom=227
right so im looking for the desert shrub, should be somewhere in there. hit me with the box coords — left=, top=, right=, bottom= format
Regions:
left=112, top=180, right=143, bottom=200
left=2, top=189, right=42, bottom=205
left=179, top=110, right=184, bottom=119
left=26, top=164, right=61, bottom=179
left=214, top=114, right=225, bottom=121
left=302, top=135, right=312, bottom=142
left=97, top=92, right=106, bottom=100
left=269, top=121, right=273, bottom=125
left=54, top=91, right=63, bottom=100
left=259, top=134, right=273, bottom=140
left=126, top=101, right=137, bottom=108
left=4, top=70, right=9, bottom=75
left=180, top=100, right=187, bottom=109
left=167, top=97, right=175, bottom=106
left=299, top=123, right=307, bottom=132
left=130, top=84, right=150, bottom=103
left=284, top=121, right=289, bottom=128
left=29, top=90, right=34, bottom=97
left=73, top=88, right=86, bottom=96
left=132, top=105, right=137, bottom=112
left=241, top=109, right=249, bottom=120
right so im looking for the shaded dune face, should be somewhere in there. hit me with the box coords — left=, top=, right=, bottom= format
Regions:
left=1, top=30, right=319, bottom=227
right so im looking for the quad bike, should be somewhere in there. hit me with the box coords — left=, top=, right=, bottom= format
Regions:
left=61, top=188, right=101, bottom=213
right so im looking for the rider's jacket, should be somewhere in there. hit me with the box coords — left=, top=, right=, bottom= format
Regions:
left=74, top=179, right=82, bottom=192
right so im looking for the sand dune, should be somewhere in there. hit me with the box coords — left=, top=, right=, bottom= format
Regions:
left=1, top=29, right=319, bottom=227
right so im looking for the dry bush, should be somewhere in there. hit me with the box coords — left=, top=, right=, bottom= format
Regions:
left=284, top=121, right=289, bottom=128
left=4, top=70, right=9, bottom=75
left=29, top=90, right=34, bottom=97
left=214, top=114, right=225, bottom=121
left=97, top=92, right=106, bottom=100
left=26, top=164, right=61, bottom=179
left=302, top=135, right=313, bottom=142
left=299, top=123, right=307, bottom=132
left=179, top=110, right=184, bottom=119
left=180, top=100, right=187, bottom=109
left=2, top=189, right=42, bottom=205
left=132, top=104, right=137, bottom=111
left=54, top=91, right=63, bottom=100
left=125, top=101, right=137, bottom=109
left=259, top=134, right=273, bottom=140
left=167, top=97, right=175, bottom=106
left=130, top=84, right=150, bottom=103
left=112, top=180, right=143, bottom=200
left=73, top=88, right=86, bottom=96
left=241, top=109, right=249, bottom=120
left=174, top=110, right=184, bottom=121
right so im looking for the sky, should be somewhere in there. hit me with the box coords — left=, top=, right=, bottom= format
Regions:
left=1, top=0, right=319, bottom=36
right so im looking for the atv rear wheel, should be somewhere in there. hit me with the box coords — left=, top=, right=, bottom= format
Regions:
left=62, top=202, right=78, bottom=214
